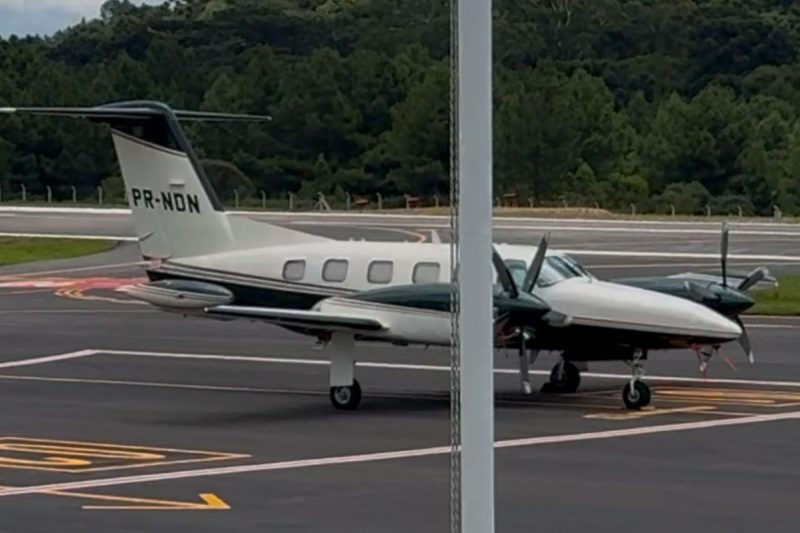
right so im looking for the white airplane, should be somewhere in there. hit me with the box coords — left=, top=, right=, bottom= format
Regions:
left=1, top=101, right=744, bottom=410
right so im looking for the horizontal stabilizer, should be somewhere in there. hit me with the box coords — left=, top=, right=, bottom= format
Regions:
left=0, top=105, right=271, bottom=123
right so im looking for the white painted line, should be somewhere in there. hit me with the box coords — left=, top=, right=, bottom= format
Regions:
left=3, top=205, right=800, bottom=229
left=561, top=249, right=800, bottom=262
left=0, top=207, right=130, bottom=215
left=0, top=410, right=796, bottom=498
left=297, top=219, right=800, bottom=238
left=0, top=350, right=96, bottom=369
left=0, top=374, right=305, bottom=395
left=0, top=232, right=136, bottom=241
left=97, top=349, right=800, bottom=389
left=4, top=226, right=795, bottom=260
left=746, top=324, right=800, bottom=330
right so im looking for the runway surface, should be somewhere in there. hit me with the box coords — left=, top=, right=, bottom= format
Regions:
left=0, top=211, right=800, bottom=531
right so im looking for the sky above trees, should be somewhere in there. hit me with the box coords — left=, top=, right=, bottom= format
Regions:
left=0, top=0, right=159, bottom=36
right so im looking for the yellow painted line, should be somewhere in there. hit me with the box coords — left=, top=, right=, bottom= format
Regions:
left=0, top=484, right=229, bottom=511
left=705, top=410, right=763, bottom=417
left=652, top=396, right=776, bottom=406
left=77, top=492, right=229, bottom=511
left=360, top=226, right=428, bottom=243
left=656, top=388, right=800, bottom=402
left=584, top=405, right=715, bottom=421
left=0, top=437, right=248, bottom=474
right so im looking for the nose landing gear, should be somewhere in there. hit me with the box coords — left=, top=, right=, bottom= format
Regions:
left=622, top=349, right=651, bottom=409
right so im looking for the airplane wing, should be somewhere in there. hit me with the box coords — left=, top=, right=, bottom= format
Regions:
left=667, top=271, right=777, bottom=290
left=205, top=305, right=386, bottom=334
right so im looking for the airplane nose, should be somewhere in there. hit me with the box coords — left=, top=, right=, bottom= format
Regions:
left=686, top=302, right=742, bottom=341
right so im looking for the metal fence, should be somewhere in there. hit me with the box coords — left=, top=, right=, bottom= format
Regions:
left=0, top=184, right=789, bottom=218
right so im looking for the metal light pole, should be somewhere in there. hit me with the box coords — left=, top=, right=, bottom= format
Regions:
left=456, top=0, right=495, bottom=529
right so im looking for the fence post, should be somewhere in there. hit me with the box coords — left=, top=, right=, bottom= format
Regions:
left=630, top=203, right=636, bottom=216
left=0, top=185, right=3, bottom=203
left=670, top=204, right=675, bottom=216
left=434, top=195, right=440, bottom=208
left=377, top=193, right=383, bottom=210
left=234, top=189, right=239, bottom=209
left=46, top=186, right=52, bottom=203
left=97, top=186, right=103, bottom=205
left=737, top=205, right=743, bottom=217
left=705, top=204, right=711, bottom=217
left=316, top=192, right=331, bottom=211
left=774, top=205, right=783, bottom=219
left=71, top=186, right=77, bottom=204
left=21, top=184, right=26, bottom=202
left=528, top=197, right=534, bottom=208
left=288, top=192, right=294, bottom=211
left=562, top=198, right=568, bottom=208
left=261, top=190, right=266, bottom=210
left=346, top=192, right=351, bottom=211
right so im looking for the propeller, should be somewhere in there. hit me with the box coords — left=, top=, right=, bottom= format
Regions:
left=735, top=317, right=755, bottom=363
left=523, top=233, right=550, bottom=293
left=737, top=266, right=770, bottom=292
left=493, top=235, right=551, bottom=396
left=720, top=221, right=730, bottom=287
left=492, top=233, right=550, bottom=298
left=492, top=246, right=519, bottom=299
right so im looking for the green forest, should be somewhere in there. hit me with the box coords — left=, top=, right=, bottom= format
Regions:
left=1, top=0, right=800, bottom=214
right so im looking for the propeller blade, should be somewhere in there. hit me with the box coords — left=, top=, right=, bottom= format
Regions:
left=721, top=222, right=730, bottom=287
left=522, top=233, right=550, bottom=293
left=735, top=317, right=755, bottom=363
left=492, top=246, right=519, bottom=299
left=737, top=266, right=769, bottom=292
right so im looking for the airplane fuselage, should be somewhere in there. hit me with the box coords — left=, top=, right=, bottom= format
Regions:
left=146, top=238, right=742, bottom=356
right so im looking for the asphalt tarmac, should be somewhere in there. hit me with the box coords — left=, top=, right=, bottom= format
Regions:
left=0, top=212, right=800, bottom=532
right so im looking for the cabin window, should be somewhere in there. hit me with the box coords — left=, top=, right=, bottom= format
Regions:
left=368, top=261, right=394, bottom=284
left=323, top=259, right=349, bottom=282
left=413, top=262, right=440, bottom=284
left=282, top=260, right=306, bottom=282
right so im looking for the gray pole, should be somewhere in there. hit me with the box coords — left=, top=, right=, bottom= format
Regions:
left=457, top=0, right=494, bottom=528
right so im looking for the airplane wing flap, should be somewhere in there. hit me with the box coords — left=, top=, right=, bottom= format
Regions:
left=205, top=305, right=386, bottom=333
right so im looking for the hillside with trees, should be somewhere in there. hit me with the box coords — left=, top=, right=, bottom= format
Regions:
left=1, top=0, right=800, bottom=214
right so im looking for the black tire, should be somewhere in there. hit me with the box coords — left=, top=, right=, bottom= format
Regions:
left=622, top=381, right=651, bottom=410
left=330, top=379, right=362, bottom=410
left=547, top=361, right=581, bottom=393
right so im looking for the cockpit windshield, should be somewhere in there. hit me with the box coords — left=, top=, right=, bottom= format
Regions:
left=502, top=255, right=592, bottom=289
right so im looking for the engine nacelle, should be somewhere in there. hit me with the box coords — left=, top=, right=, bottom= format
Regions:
left=124, top=279, right=234, bottom=310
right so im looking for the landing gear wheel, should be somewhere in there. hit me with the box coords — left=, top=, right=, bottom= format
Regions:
left=330, top=379, right=362, bottom=410
left=544, top=361, right=581, bottom=393
left=622, top=380, right=651, bottom=410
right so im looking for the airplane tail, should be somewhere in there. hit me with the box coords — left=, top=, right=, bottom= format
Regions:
left=0, top=101, right=327, bottom=259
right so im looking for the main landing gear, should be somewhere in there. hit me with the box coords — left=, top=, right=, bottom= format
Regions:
left=326, top=333, right=362, bottom=410
left=541, top=359, right=581, bottom=394
left=330, top=379, right=362, bottom=410
left=622, top=349, right=650, bottom=410
left=540, top=351, right=651, bottom=410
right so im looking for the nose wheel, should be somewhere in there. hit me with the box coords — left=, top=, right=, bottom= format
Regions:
left=622, top=380, right=651, bottom=409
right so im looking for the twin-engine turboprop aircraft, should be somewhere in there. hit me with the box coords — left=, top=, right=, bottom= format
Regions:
left=1, top=101, right=745, bottom=410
